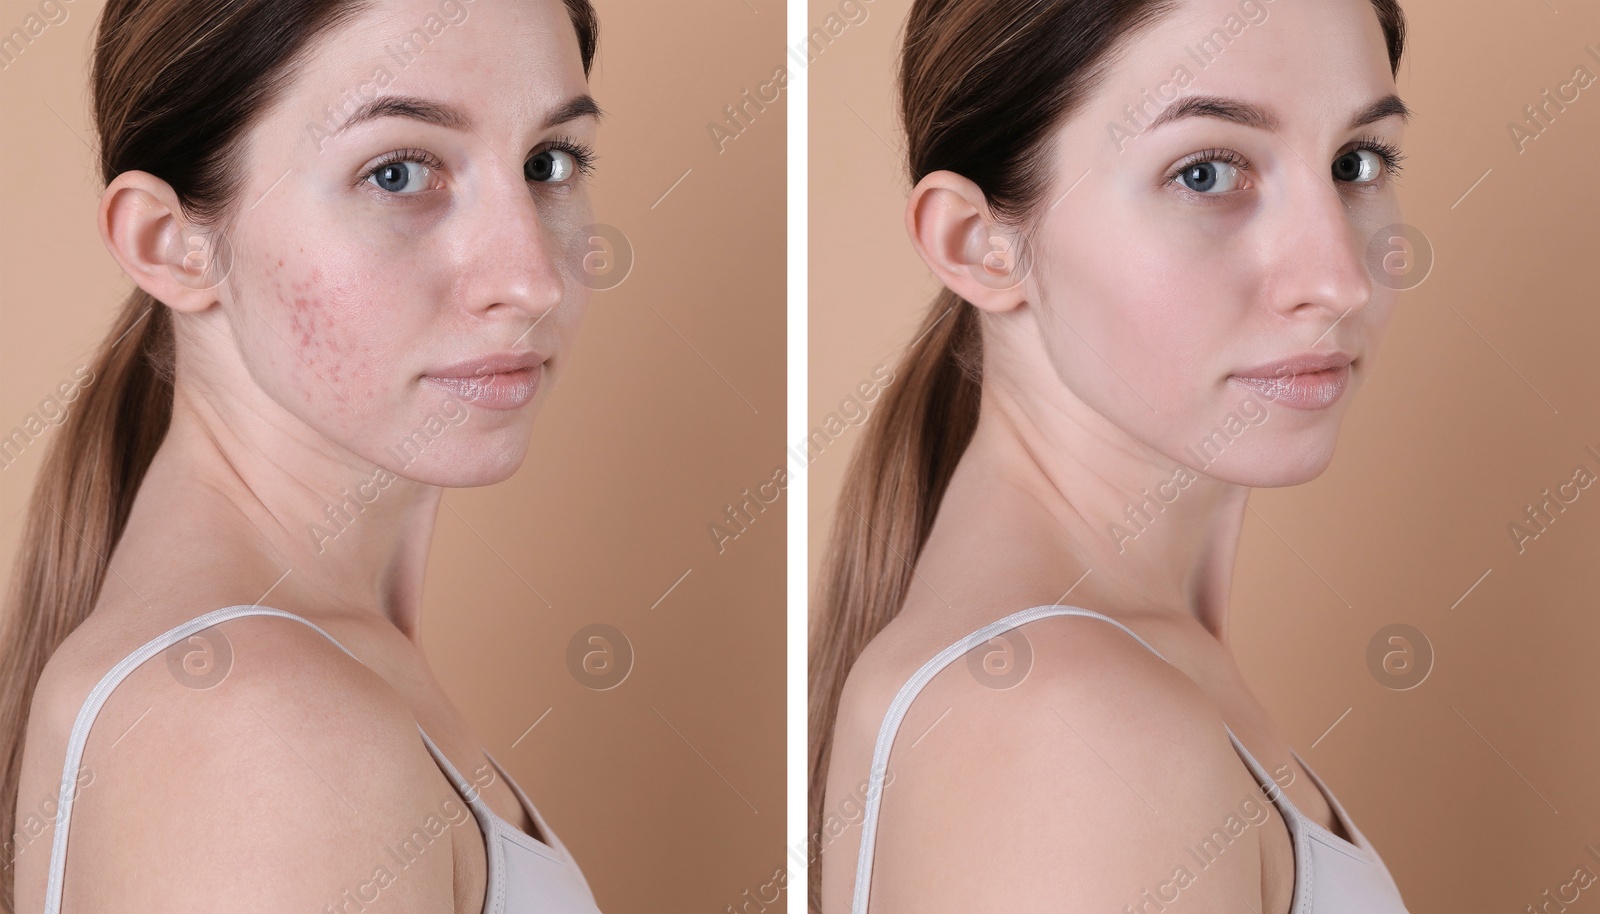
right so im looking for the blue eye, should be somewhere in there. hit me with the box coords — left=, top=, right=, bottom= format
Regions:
left=1168, top=147, right=1251, bottom=195
left=1175, top=159, right=1245, bottom=194
left=368, top=161, right=430, bottom=193
left=364, top=148, right=444, bottom=194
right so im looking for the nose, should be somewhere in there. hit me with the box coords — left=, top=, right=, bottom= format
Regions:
left=459, top=165, right=566, bottom=320
left=1264, top=171, right=1375, bottom=328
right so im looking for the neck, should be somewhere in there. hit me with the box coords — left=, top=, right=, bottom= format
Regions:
left=955, top=377, right=1251, bottom=642
left=128, top=384, right=443, bottom=642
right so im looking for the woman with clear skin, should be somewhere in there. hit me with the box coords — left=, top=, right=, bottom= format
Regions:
left=1, top=0, right=608, bottom=911
left=811, top=0, right=1413, bottom=911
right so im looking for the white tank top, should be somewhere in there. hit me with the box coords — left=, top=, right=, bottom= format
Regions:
left=42, top=604, right=603, bottom=914
left=850, top=604, right=1409, bottom=914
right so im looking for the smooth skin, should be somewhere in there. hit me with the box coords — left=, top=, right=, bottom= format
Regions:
left=14, top=0, right=599, bottom=910
left=822, top=0, right=1407, bottom=911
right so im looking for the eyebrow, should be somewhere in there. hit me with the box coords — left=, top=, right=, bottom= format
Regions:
left=1145, top=93, right=1412, bottom=134
left=334, top=93, right=604, bottom=136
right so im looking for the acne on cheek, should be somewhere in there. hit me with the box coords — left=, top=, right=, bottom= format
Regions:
left=272, top=263, right=372, bottom=408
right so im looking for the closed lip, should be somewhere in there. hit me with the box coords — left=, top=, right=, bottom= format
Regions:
left=423, top=350, right=546, bottom=379
left=1232, top=351, right=1355, bottom=379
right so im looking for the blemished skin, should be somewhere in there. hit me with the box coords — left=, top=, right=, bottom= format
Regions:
left=98, top=0, right=600, bottom=635
left=14, top=1, right=603, bottom=911
left=822, top=0, right=1409, bottom=911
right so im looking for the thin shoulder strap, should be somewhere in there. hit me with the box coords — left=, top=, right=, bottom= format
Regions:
left=849, top=604, right=1171, bottom=914
left=43, top=605, right=363, bottom=914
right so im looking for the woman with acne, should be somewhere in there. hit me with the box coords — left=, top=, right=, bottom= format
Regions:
left=811, top=0, right=1413, bottom=912
left=1, top=0, right=607, bottom=911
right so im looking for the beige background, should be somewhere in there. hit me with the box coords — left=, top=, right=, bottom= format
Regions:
left=0, top=0, right=785, bottom=911
left=809, top=0, right=1600, bottom=910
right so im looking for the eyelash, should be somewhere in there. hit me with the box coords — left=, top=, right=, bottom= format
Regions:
left=1352, top=134, right=1407, bottom=176
left=1164, top=135, right=1407, bottom=190
left=360, top=136, right=599, bottom=190
left=542, top=135, right=599, bottom=179
left=365, top=146, right=445, bottom=182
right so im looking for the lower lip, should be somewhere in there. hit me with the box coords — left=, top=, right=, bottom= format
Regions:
left=1229, top=364, right=1350, bottom=410
left=421, top=364, right=543, bottom=410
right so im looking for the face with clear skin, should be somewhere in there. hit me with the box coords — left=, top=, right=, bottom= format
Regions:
left=916, top=0, right=1407, bottom=495
left=898, top=0, right=1409, bottom=628
left=115, top=0, right=599, bottom=490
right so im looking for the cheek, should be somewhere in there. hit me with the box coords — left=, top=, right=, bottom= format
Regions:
left=1366, top=289, right=1399, bottom=336
left=1050, top=230, right=1228, bottom=402
left=281, top=268, right=357, bottom=400
left=265, top=260, right=402, bottom=412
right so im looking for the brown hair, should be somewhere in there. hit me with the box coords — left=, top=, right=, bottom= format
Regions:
left=806, top=0, right=1407, bottom=907
left=0, top=1, right=598, bottom=907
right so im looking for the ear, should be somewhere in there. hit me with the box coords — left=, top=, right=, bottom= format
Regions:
left=98, top=171, right=232, bottom=314
left=904, top=170, right=1031, bottom=313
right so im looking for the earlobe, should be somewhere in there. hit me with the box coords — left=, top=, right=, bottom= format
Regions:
left=98, top=171, right=231, bottom=313
left=904, top=170, right=1031, bottom=312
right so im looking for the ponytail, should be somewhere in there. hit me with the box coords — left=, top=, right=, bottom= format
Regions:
left=0, top=293, right=173, bottom=906
left=806, top=290, right=981, bottom=907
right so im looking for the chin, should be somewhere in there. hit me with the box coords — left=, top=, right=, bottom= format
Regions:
left=385, top=437, right=533, bottom=488
left=444, top=459, right=530, bottom=488
left=1204, top=440, right=1340, bottom=488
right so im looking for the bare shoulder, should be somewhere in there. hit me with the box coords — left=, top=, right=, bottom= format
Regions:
left=17, top=611, right=462, bottom=914
left=823, top=608, right=1273, bottom=914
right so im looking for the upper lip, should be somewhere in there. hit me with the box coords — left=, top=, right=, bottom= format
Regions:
left=424, top=350, right=546, bottom=378
left=1232, top=350, right=1355, bottom=379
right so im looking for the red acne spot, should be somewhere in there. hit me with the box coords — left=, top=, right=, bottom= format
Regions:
left=277, top=259, right=284, bottom=268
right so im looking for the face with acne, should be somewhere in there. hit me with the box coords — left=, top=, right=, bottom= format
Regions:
left=204, top=0, right=597, bottom=487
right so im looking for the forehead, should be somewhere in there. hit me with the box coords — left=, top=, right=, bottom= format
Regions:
left=285, top=0, right=587, bottom=123
left=1093, top=0, right=1396, bottom=130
